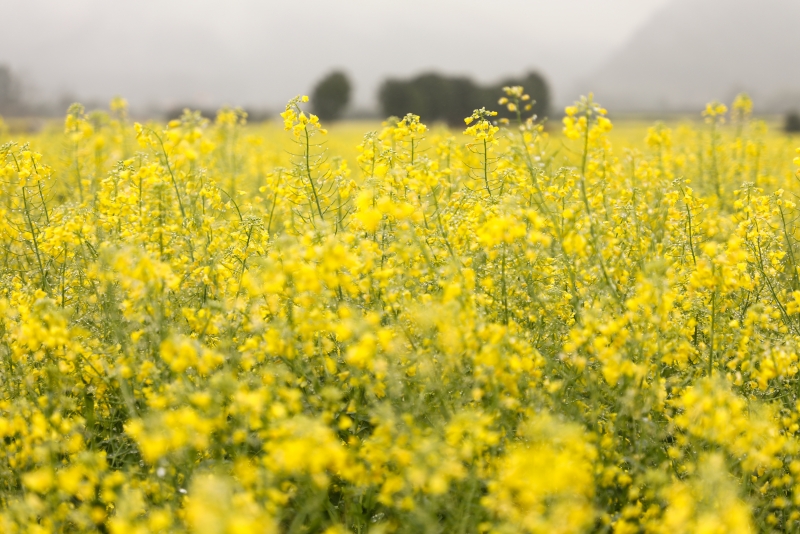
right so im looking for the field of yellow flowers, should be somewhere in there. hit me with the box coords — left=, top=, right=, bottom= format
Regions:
left=0, top=88, right=799, bottom=533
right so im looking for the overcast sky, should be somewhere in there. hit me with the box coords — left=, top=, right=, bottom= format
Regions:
left=1, top=0, right=671, bottom=111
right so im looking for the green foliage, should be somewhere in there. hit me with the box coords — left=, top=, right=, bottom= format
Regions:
left=378, top=71, right=549, bottom=126
left=0, top=65, right=22, bottom=116
left=310, top=70, right=352, bottom=121
left=786, top=111, right=800, bottom=133
left=494, top=72, right=549, bottom=121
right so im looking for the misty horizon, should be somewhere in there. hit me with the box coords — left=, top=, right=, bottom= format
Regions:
left=2, top=0, right=799, bottom=115
left=2, top=0, right=670, bottom=114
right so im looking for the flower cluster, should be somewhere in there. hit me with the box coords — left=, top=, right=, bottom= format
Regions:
left=0, top=90, right=798, bottom=533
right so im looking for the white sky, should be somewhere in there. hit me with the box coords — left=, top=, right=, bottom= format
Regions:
left=1, top=0, right=672, bottom=110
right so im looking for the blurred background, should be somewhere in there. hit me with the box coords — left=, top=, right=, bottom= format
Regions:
left=1, top=0, right=799, bottom=128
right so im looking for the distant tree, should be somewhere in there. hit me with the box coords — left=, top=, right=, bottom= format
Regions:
left=409, top=73, right=453, bottom=122
left=493, top=71, right=550, bottom=120
left=311, top=71, right=351, bottom=122
left=380, top=75, right=486, bottom=127
left=378, top=71, right=551, bottom=127
left=414, top=73, right=487, bottom=126
left=786, top=111, right=800, bottom=133
left=378, top=79, right=423, bottom=120
left=0, top=65, right=21, bottom=115
left=445, top=76, right=485, bottom=126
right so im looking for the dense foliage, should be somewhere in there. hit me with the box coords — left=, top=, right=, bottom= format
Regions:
left=311, top=71, right=352, bottom=122
left=0, top=65, right=22, bottom=116
left=786, top=111, right=800, bottom=134
left=0, top=89, right=799, bottom=533
left=378, top=72, right=549, bottom=126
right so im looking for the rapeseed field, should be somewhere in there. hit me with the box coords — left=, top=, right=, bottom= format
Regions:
left=0, top=89, right=799, bottom=533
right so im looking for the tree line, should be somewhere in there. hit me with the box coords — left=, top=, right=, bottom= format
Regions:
left=0, top=65, right=23, bottom=116
left=311, top=70, right=550, bottom=126
left=6, top=61, right=798, bottom=131
left=377, top=71, right=549, bottom=126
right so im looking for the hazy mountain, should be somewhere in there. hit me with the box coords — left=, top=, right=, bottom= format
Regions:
left=582, top=0, right=800, bottom=113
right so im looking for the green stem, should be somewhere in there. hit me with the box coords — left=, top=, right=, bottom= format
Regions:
left=22, top=187, right=47, bottom=293
left=709, top=287, right=716, bottom=377
left=501, top=246, right=509, bottom=325
left=304, top=126, right=325, bottom=221
left=149, top=128, right=187, bottom=219
left=483, top=138, right=491, bottom=197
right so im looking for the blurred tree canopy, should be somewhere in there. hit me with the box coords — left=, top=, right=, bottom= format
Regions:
left=379, top=71, right=549, bottom=126
left=786, top=111, right=800, bottom=133
left=311, top=71, right=352, bottom=122
left=0, top=65, right=22, bottom=116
